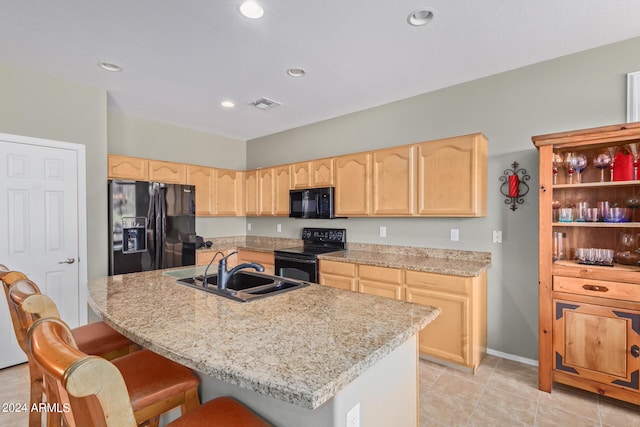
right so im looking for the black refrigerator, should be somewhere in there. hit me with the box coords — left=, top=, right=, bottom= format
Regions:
left=108, top=180, right=196, bottom=275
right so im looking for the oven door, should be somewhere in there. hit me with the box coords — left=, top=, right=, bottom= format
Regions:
left=274, top=253, right=318, bottom=282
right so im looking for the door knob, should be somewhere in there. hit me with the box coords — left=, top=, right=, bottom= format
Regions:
left=58, top=258, right=75, bottom=264
left=632, top=345, right=640, bottom=358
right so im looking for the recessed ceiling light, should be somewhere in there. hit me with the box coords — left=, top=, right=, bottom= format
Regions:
left=239, top=1, right=264, bottom=19
left=220, top=100, right=235, bottom=108
left=287, top=68, right=306, bottom=78
left=407, top=9, right=434, bottom=26
left=98, top=62, right=122, bottom=72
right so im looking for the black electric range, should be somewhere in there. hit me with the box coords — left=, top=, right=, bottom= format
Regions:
left=274, top=228, right=346, bottom=282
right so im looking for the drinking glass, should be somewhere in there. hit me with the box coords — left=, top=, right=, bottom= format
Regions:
left=593, top=152, right=611, bottom=182
left=628, top=143, right=639, bottom=180
left=607, top=147, right=617, bottom=181
left=552, top=153, right=563, bottom=184
left=564, top=152, right=587, bottom=184
left=626, top=195, right=640, bottom=222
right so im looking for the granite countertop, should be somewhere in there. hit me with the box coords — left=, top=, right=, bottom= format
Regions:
left=88, top=270, right=439, bottom=410
left=196, top=237, right=491, bottom=277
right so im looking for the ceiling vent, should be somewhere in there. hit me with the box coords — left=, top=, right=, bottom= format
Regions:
left=251, top=97, right=282, bottom=110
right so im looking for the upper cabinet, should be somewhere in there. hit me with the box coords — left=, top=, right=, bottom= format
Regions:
left=148, top=160, right=187, bottom=184
left=258, top=168, right=275, bottom=216
left=186, top=165, right=214, bottom=215
left=372, top=146, right=417, bottom=216
left=274, top=165, right=291, bottom=216
left=108, top=132, right=488, bottom=219
left=417, top=134, right=487, bottom=217
left=245, top=170, right=259, bottom=216
left=291, top=158, right=335, bottom=189
left=108, top=155, right=148, bottom=181
left=214, top=168, right=244, bottom=216
left=335, top=153, right=372, bottom=216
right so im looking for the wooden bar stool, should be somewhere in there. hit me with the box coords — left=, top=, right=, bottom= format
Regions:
left=29, top=316, right=272, bottom=427
left=22, top=294, right=202, bottom=427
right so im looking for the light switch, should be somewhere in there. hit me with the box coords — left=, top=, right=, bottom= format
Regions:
left=450, top=229, right=459, bottom=241
left=276, top=224, right=282, bottom=233
left=379, top=226, right=387, bottom=237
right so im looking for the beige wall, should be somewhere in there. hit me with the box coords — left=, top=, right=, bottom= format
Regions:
left=246, top=36, right=640, bottom=360
left=0, top=62, right=108, bottom=279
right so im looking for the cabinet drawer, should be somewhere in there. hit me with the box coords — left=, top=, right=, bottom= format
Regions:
left=553, top=276, right=640, bottom=303
left=405, top=270, right=470, bottom=294
left=319, top=260, right=357, bottom=277
left=237, top=250, right=274, bottom=265
left=358, top=264, right=403, bottom=284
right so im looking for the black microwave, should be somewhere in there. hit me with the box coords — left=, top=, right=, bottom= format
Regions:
left=289, top=187, right=335, bottom=219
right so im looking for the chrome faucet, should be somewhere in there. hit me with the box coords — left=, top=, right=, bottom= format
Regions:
left=217, top=251, right=265, bottom=291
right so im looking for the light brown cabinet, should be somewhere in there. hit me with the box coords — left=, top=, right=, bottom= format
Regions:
left=533, top=122, right=640, bottom=405
left=244, top=170, right=259, bottom=216
left=318, top=260, right=357, bottom=291
left=318, top=259, right=487, bottom=372
left=273, top=165, right=291, bottom=216
left=291, top=162, right=311, bottom=189
left=372, top=146, right=416, bottom=216
left=291, top=158, right=335, bottom=189
left=108, top=155, right=149, bottom=180
left=258, top=168, right=275, bottom=216
left=237, top=249, right=274, bottom=275
left=187, top=165, right=214, bottom=215
left=148, top=160, right=187, bottom=184
left=417, top=134, right=487, bottom=217
left=214, top=169, right=244, bottom=216
left=358, top=264, right=404, bottom=300
left=405, top=270, right=487, bottom=373
left=335, top=153, right=372, bottom=216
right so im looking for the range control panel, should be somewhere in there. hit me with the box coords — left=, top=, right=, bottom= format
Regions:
left=302, top=228, right=346, bottom=244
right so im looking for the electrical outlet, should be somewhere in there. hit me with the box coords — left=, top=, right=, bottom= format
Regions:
left=276, top=223, right=282, bottom=233
left=379, top=226, right=387, bottom=237
left=492, top=230, right=503, bottom=243
left=450, top=228, right=459, bottom=241
left=346, top=403, right=360, bottom=427
left=247, top=223, right=252, bottom=231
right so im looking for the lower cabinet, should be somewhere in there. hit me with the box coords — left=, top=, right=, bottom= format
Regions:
left=318, top=260, right=357, bottom=291
left=318, top=260, right=487, bottom=372
left=358, top=265, right=404, bottom=300
left=237, top=249, right=274, bottom=275
left=550, top=276, right=640, bottom=404
left=406, top=270, right=486, bottom=373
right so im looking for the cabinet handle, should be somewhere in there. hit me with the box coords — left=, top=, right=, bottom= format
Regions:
left=582, top=284, right=608, bottom=292
left=632, top=345, right=639, bottom=358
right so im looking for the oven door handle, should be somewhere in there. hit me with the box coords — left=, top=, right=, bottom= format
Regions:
left=274, top=255, right=318, bottom=264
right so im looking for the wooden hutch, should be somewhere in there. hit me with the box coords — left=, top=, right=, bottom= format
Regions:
left=533, top=122, right=640, bottom=405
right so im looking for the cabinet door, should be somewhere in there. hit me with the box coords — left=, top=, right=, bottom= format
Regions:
left=108, top=155, right=148, bottom=180
left=273, top=165, right=291, bottom=216
left=358, top=265, right=404, bottom=300
left=553, top=299, right=640, bottom=392
left=319, top=260, right=357, bottom=291
left=372, top=146, right=416, bottom=215
left=406, top=284, right=469, bottom=366
left=417, top=134, right=487, bottom=216
left=311, top=158, right=334, bottom=187
left=214, top=169, right=244, bottom=216
left=291, top=162, right=311, bottom=189
left=245, top=170, right=259, bottom=216
left=237, top=249, right=274, bottom=275
left=335, top=153, right=372, bottom=216
left=149, top=160, right=187, bottom=184
left=186, top=165, right=214, bottom=215
left=258, top=168, right=274, bottom=215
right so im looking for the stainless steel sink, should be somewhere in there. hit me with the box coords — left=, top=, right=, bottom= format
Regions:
left=176, top=271, right=309, bottom=302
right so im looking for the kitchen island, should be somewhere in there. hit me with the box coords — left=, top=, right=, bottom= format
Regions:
left=88, top=269, right=440, bottom=426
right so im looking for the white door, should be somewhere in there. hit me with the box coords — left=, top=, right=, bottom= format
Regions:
left=0, top=136, right=82, bottom=368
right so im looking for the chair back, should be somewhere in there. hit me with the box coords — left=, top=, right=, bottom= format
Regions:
left=6, top=278, right=44, bottom=353
left=28, top=315, right=138, bottom=427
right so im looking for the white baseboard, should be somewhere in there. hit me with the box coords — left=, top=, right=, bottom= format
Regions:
left=487, top=348, right=538, bottom=367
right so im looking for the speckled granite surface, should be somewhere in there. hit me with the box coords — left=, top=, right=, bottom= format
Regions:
left=197, top=237, right=491, bottom=277
left=88, top=270, right=439, bottom=409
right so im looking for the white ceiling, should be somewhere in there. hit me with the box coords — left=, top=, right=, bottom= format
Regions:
left=1, top=1, right=640, bottom=141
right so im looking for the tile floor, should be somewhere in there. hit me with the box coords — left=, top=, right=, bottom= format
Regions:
left=0, top=355, right=638, bottom=426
